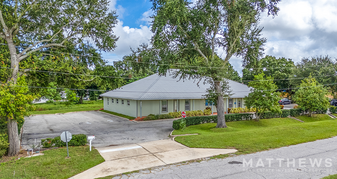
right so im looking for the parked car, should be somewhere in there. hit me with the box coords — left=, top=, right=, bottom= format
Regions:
left=330, top=99, right=337, bottom=106
left=278, top=98, right=291, bottom=105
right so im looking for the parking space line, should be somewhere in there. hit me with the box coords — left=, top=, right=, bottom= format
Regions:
left=99, top=146, right=142, bottom=153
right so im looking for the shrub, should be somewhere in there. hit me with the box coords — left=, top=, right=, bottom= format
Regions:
left=225, top=114, right=253, bottom=121
left=143, top=114, right=158, bottom=120
left=186, top=111, right=191, bottom=117
left=41, top=134, right=87, bottom=148
left=281, top=110, right=290, bottom=117
left=196, top=110, right=204, bottom=116
left=280, top=105, right=284, bottom=109
left=41, top=138, right=53, bottom=148
left=330, top=106, right=337, bottom=114
left=204, top=109, right=212, bottom=115
left=0, top=133, right=9, bottom=158
left=173, top=113, right=254, bottom=127
left=258, top=110, right=290, bottom=119
left=172, top=118, right=186, bottom=130
left=315, top=109, right=327, bottom=114
left=144, top=114, right=173, bottom=120
left=158, top=114, right=173, bottom=119
left=169, top=112, right=181, bottom=118
left=290, top=108, right=303, bottom=117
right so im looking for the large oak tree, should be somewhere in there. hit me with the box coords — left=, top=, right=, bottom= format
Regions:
left=147, top=0, right=280, bottom=128
left=0, top=0, right=118, bottom=155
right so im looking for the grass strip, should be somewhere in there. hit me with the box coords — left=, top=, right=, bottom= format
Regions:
left=0, top=146, right=104, bottom=179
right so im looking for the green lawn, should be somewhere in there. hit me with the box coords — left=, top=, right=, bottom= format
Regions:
left=100, top=110, right=135, bottom=120
left=323, top=174, right=337, bottom=179
left=173, top=115, right=337, bottom=154
left=296, top=114, right=332, bottom=122
left=30, top=100, right=103, bottom=115
left=0, top=146, right=104, bottom=179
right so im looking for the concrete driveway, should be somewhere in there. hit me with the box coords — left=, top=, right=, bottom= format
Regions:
left=115, top=136, right=337, bottom=179
left=283, top=103, right=297, bottom=109
left=21, top=111, right=174, bottom=148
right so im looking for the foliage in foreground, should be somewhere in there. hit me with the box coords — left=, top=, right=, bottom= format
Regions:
left=0, top=146, right=104, bottom=179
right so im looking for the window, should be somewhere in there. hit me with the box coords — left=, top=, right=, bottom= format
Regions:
left=162, top=100, right=168, bottom=112
left=122, top=100, right=124, bottom=104
left=107, top=98, right=109, bottom=105
left=238, top=99, right=241, bottom=108
left=112, top=98, right=114, bottom=103
left=205, top=100, right=209, bottom=106
left=127, top=100, right=130, bottom=106
left=185, top=100, right=190, bottom=111
left=229, top=99, right=233, bottom=108
left=116, top=99, right=119, bottom=104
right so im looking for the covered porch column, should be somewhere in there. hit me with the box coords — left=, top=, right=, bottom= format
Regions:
left=140, top=101, right=142, bottom=117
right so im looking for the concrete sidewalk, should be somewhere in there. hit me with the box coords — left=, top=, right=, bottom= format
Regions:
left=71, top=140, right=237, bottom=179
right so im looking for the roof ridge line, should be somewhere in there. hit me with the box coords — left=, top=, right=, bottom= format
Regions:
left=137, top=74, right=161, bottom=100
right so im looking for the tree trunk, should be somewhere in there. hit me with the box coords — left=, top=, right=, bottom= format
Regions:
left=7, top=118, right=20, bottom=156
left=215, top=81, right=227, bottom=128
left=79, top=96, right=83, bottom=104
left=7, top=37, right=19, bottom=83
left=6, top=37, right=21, bottom=156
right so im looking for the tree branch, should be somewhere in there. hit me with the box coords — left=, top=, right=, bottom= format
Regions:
left=0, top=32, right=5, bottom=39
left=177, top=25, right=209, bottom=62
left=19, top=7, right=82, bottom=57
left=18, top=43, right=66, bottom=61
left=0, top=10, right=9, bottom=35
left=10, top=0, right=38, bottom=34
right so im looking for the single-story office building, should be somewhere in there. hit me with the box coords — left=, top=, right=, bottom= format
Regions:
left=100, top=71, right=251, bottom=118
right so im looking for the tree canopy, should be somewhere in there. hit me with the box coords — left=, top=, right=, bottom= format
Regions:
left=290, top=56, right=337, bottom=97
left=244, top=73, right=281, bottom=120
left=0, top=0, right=119, bottom=156
left=145, top=0, right=280, bottom=128
left=293, top=76, right=330, bottom=116
left=243, top=55, right=294, bottom=90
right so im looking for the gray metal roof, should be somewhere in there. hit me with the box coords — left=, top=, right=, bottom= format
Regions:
left=100, top=70, right=251, bottom=100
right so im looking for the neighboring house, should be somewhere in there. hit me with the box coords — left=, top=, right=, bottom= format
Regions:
left=32, top=96, right=49, bottom=104
left=60, top=91, right=67, bottom=99
left=100, top=70, right=251, bottom=118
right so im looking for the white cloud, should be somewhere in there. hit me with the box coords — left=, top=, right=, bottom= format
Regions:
left=105, top=0, right=337, bottom=74
left=103, top=1, right=154, bottom=62
left=139, top=9, right=153, bottom=26
left=257, top=0, right=337, bottom=65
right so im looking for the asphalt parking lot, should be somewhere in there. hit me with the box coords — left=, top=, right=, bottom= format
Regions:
left=21, top=111, right=174, bottom=148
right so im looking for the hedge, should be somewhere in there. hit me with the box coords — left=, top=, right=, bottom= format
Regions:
left=290, top=108, right=303, bottom=117
left=144, top=114, right=174, bottom=121
left=258, top=110, right=290, bottom=119
left=172, top=119, right=186, bottom=130
left=172, top=113, right=254, bottom=129
left=41, top=134, right=87, bottom=148
left=330, top=106, right=337, bottom=114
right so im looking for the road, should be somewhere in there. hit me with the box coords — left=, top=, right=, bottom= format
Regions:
left=22, top=111, right=174, bottom=148
left=115, top=136, right=337, bottom=179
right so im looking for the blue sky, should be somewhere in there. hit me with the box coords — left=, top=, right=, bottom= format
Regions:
left=102, top=0, right=337, bottom=75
